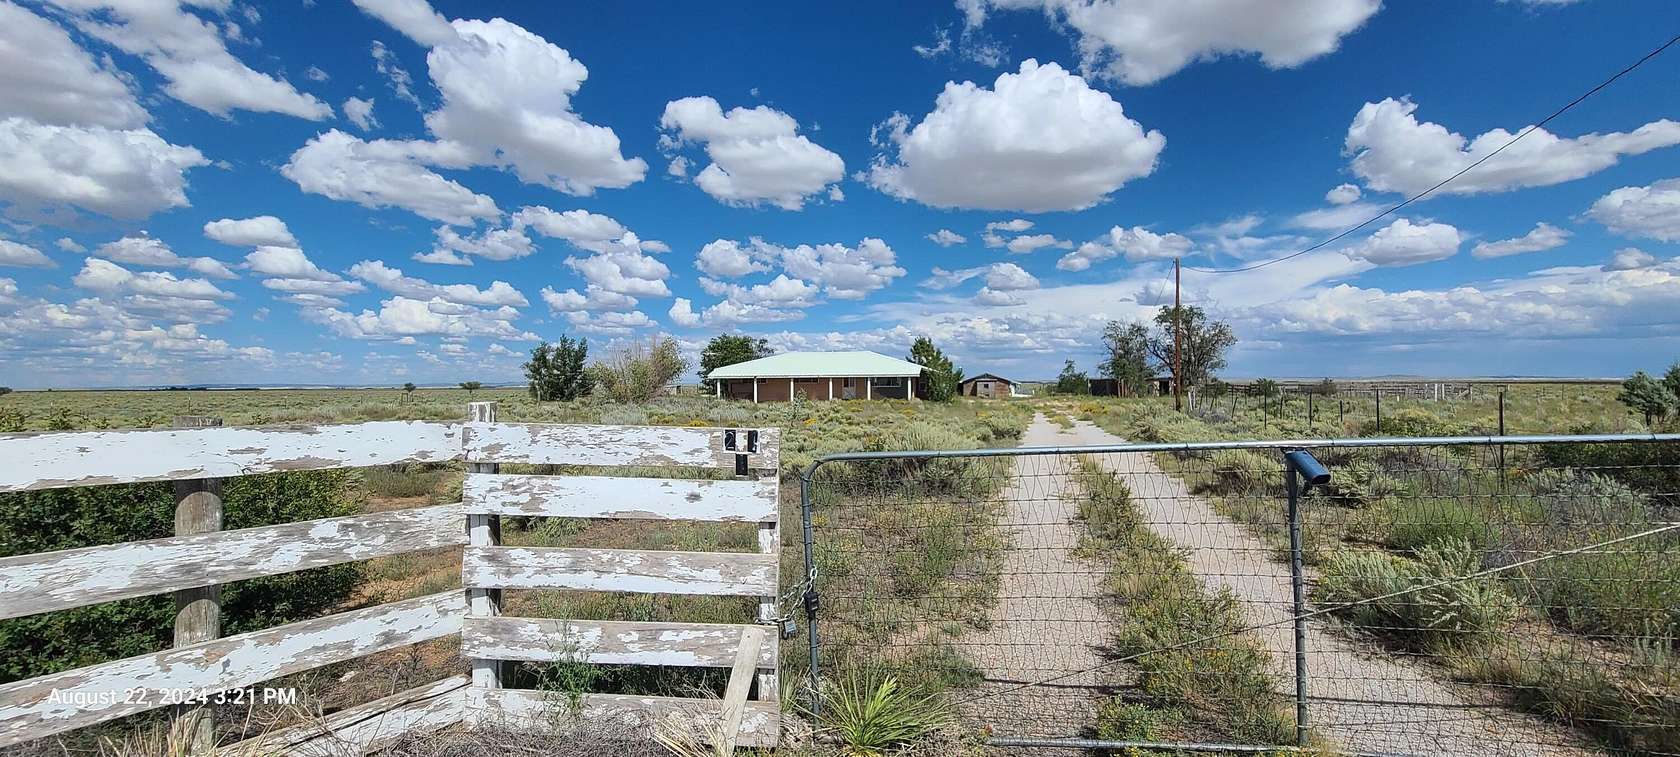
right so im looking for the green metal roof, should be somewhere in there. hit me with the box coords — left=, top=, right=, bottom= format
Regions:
left=706, top=350, right=925, bottom=379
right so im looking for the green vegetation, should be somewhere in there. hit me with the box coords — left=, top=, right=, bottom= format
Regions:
left=589, top=335, right=687, bottom=403
left=1102, top=305, right=1237, bottom=394
left=459, top=380, right=483, bottom=397
left=1074, top=459, right=1297, bottom=747
left=698, top=333, right=773, bottom=393
left=907, top=336, right=962, bottom=402
left=1317, top=539, right=1519, bottom=649
left=1054, top=359, right=1089, bottom=394
left=1617, top=363, right=1679, bottom=424
left=1100, top=320, right=1152, bottom=397
left=815, top=672, right=956, bottom=756
left=524, top=336, right=593, bottom=401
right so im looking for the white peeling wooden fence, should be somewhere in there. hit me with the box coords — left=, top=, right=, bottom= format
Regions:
left=0, top=404, right=782, bottom=753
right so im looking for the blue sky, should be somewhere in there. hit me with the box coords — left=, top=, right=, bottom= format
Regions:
left=2, top=0, right=1679, bottom=388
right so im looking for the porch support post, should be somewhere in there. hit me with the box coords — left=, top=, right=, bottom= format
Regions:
left=752, top=378, right=759, bottom=403
left=866, top=377, right=872, bottom=400
left=828, top=378, right=833, bottom=400
left=716, top=380, right=722, bottom=398
left=789, top=378, right=795, bottom=401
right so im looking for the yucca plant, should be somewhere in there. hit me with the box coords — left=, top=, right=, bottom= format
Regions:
left=816, top=671, right=953, bottom=755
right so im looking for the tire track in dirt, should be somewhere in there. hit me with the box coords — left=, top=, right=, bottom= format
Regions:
left=959, top=414, right=1110, bottom=744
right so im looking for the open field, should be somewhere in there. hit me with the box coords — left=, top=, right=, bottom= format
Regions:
left=1186, top=381, right=1642, bottom=438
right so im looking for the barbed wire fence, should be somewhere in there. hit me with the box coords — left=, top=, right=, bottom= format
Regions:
left=800, top=434, right=1680, bottom=756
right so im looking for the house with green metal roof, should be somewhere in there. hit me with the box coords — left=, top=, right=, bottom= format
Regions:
left=706, top=350, right=925, bottom=401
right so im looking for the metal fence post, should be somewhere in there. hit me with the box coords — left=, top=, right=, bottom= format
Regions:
left=800, top=463, right=822, bottom=718
left=171, top=415, right=222, bottom=754
left=1498, top=388, right=1507, bottom=489
left=1286, top=463, right=1308, bottom=747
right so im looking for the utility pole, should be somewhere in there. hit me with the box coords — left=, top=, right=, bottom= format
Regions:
left=1173, top=258, right=1183, bottom=411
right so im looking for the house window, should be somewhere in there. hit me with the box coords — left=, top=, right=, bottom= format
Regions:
left=843, top=378, right=854, bottom=387
left=875, top=377, right=902, bottom=388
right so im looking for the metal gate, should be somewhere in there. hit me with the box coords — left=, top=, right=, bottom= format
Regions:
left=798, top=430, right=1680, bottom=756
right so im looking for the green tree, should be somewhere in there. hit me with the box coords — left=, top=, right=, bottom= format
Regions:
left=0, top=387, right=11, bottom=396
left=525, top=337, right=593, bottom=402
left=907, top=336, right=963, bottom=401
left=592, top=336, right=687, bottom=403
left=1315, top=378, right=1339, bottom=396
left=1663, top=362, right=1680, bottom=401
left=698, top=334, right=773, bottom=393
left=459, top=381, right=482, bottom=398
left=1253, top=378, right=1280, bottom=398
left=1101, top=321, right=1152, bottom=396
left=401, top=382, right=416, bottom=403
left=1619, top=371, right=1675, bottom=424
left=1056, top=360, right=1091, bottom=395
left=1147, top=305, right=1236, bottom=390
left=1103, top=306, right=1236, bottom=395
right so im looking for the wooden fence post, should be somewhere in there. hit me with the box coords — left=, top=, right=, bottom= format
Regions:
left=171, top=416, right=222, bottom=754
left=466, top=402, right=501, bottom=690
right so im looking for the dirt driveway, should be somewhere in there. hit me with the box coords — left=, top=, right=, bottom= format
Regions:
left=1059, top=418, right=1598, bottom=757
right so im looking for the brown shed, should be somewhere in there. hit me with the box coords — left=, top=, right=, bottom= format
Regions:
left=959, top=373, right=1016, bottom=398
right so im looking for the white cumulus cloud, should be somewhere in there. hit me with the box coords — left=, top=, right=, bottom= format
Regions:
left=281, top=130, right=500, bottom=225
left=1343, top=218, right=1461, bottom=267
left=0, top=2, right=148, bottom=129
left=863, top=60, right=1164, bottom=212
left=963, top=0, right=1380, bottom=85
left=343, top=97, right=379, bottom=131
left=0, top=117, right=208, bottom=220
left=0, top=239, right=54, bottom=268
left=926, top=229, right=967, bottom=246
left=1587, top=178, right=1680, bottom=242
left=1471, top=222, right=1570, bottom=259
left=349, top=260, right=527, bottom=307
left=43, top=0, right=332, bottom=120
left=1346, top=97, right=1680, bottom=196
left=204, top=216, right=297, bottom=248
left=659, top=96, right=844, bottom=210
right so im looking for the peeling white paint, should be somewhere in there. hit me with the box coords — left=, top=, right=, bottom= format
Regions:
left=0, top=422, right=462, bottom=493
left=0, top=505, right=463, bottom=620
left=461, top=617, right=776, bottom=668
left=462, top=547, right=775, bottom=596
left=0, top=591, right=465, bottom=746
left=463, top=473, right=777, bottom=522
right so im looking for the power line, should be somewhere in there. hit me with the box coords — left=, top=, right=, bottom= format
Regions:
left=1184, top=33, right=1680, bottom=275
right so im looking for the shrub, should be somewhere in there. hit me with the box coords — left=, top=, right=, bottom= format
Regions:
left=1206, top=449, right=1271, bottom=495
left=590, top=336, right=687, bottom=404
left=1382, top=498, right=1494, bottom=556
left=817, top=672, right=954, bottom=755
left=1359, top=407, right=1463, bottom=438
left=1316, top=539, right=1517, bottom=649
left=1316, top=458, right=1404, bottom=507
left=1534, top=442, right=1680, bottom=507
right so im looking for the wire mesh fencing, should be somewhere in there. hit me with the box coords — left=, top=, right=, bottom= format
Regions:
left=800, top=433, right=1680, bottom=756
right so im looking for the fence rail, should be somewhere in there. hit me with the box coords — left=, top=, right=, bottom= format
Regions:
left=0, top=407, right=782, bottom=752
left=801, top=429, right=1680, bottom=756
